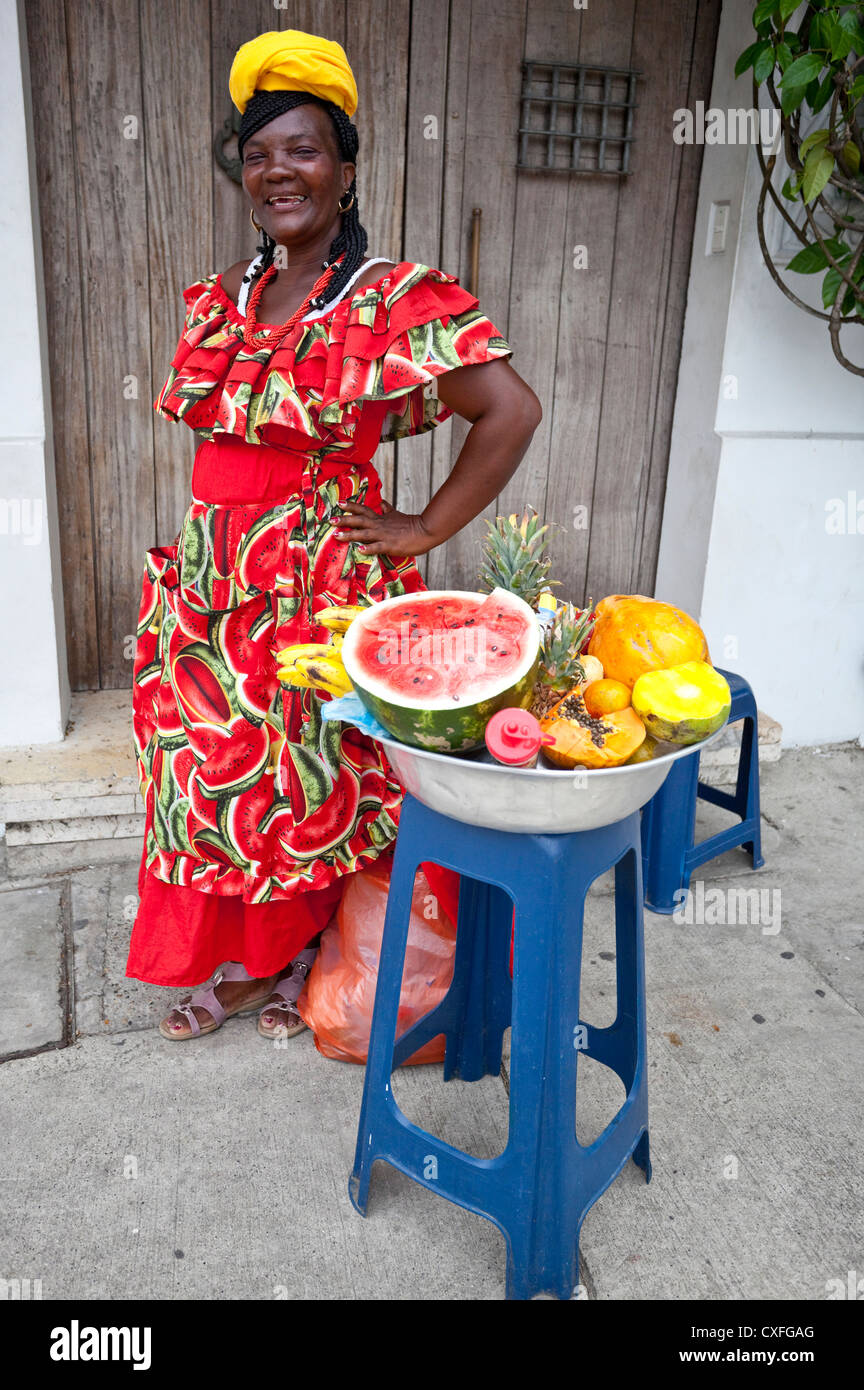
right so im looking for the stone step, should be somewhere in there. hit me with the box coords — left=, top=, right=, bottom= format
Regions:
left=2, top=836, right=142, bottom=880
left=1, top=790, right=143, bottom=823
left=0, top=764, right=142, bottom=845
left=5, top=813, right=144, bottom=848
left=698, top=709, right=781, bottom=786
left=0, top=691, right=143, bottom=847
left=0, top=775, right=139, bottom=805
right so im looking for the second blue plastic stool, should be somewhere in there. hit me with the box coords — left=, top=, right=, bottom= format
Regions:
left=349, top=793, right=651, bottom=1301
left=641, top=668, right=765, bottom=914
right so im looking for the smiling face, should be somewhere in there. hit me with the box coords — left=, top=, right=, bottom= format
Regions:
left=241, top=103, right=355, bottom=250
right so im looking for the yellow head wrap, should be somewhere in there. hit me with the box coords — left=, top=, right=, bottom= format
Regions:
left=229, top=30, right=358, bottom=119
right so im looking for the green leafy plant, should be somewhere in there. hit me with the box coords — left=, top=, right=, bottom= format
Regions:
left=736, top=1, right=864, bottom=374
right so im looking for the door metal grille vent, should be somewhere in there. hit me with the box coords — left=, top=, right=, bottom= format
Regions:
left=517, top=61, right=640, bottom=174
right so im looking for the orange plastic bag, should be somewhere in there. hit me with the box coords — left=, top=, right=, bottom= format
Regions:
left=297, top=857, right=458, bottom=1064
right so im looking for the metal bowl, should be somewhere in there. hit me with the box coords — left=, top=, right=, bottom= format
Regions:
left=375, top=725, right=727, bottom=834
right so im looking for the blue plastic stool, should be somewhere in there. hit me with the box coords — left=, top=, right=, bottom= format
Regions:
left=641, top=668, right=765, bottom=915
left=349, top=793, right=652, bottom=1302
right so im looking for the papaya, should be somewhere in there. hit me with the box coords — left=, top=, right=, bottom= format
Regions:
left=631, top=661, right=730, bottom=745
left=540, top=688, right=646, bottom=769
left=587, top=594, right=709, bottom=689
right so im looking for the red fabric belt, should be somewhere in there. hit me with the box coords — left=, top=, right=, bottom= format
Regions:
left=191, top=434, right=381, bottom=507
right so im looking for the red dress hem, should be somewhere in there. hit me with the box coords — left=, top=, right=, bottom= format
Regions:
left=126, top=845, right=345, bottom=987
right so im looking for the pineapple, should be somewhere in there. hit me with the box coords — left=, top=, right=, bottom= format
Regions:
left=531, top=599, right=597, bottom=720
left=479, top=509, right=558, bottom=609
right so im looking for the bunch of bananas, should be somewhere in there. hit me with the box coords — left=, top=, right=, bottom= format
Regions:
left=275, top=604, right=366, bottom=699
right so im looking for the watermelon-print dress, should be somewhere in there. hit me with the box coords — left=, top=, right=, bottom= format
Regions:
left=126, top=259, right=512, bottom=986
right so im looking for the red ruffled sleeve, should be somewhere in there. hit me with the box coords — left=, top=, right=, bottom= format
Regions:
left=153, top=262, right=513, bottom=457
left=153, top=275, right=242, bottom=431
left=318, top=262, right=513, bottom=442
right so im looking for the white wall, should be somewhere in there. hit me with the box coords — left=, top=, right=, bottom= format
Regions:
left=654, top=0, right=752, bottom=619
left=702, top=133, right=864, bottom=746
left=700, top=440, right=864, bottom=746
left=0, top=0, right=69, bottom=745
left=659, top=0, right=864, bottom=747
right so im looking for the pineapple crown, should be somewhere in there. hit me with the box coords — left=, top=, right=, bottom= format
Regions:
left=539, top=599, right=595, bottom=690
left=479, top=508, right=559, bottom=609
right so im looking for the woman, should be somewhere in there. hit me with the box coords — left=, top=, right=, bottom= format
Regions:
left=126, top=29, right=541, bottom=1041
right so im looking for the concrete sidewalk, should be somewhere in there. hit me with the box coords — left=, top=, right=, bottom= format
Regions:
left=1, top=745, right=862, bottom=1299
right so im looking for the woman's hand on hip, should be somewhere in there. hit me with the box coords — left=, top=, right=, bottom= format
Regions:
left=334, top=499, right=439, bottom=557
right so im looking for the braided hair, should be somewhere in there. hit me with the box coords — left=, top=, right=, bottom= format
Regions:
left=237, top=90, right=367, bottom=308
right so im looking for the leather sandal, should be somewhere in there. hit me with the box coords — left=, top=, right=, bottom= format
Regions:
left=159, top=962, right=276, bottom=1041
left=258, top=946, right=318, bottom=1039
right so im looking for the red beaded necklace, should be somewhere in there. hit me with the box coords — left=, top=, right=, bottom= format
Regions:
left=242, top=253, right=346, bottom=351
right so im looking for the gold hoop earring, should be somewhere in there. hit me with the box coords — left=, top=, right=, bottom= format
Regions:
left=338, top=191, right=355, bottom=213
left=250, top=209, right=263, bottom=233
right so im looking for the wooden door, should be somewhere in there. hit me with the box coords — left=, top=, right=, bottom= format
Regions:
left=26, top=0, right=719, bottom=691
left=408, top=0, right=721, bottom=606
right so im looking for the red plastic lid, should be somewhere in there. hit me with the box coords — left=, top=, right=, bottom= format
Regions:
left=485, top=708, right=546, bottom=766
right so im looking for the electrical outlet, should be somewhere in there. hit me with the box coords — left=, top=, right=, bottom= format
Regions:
left=706, top=201, right=730, bottom=256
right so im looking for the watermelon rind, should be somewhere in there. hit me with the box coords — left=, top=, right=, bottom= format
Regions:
left=340, top=589, right=540, bottom=752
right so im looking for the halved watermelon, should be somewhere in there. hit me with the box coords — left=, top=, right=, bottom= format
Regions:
left=340, top=588, right=540, bottom=751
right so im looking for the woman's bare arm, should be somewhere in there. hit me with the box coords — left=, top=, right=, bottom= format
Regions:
left=335, top=358, right=542, bottom=556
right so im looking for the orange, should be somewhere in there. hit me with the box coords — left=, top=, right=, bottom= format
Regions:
left=582, top=678, right=632, bottom=718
